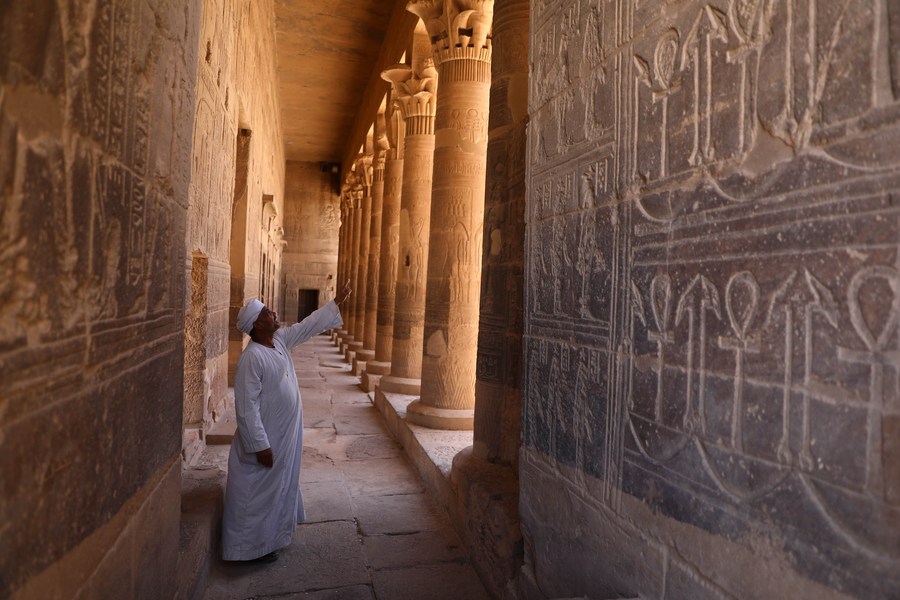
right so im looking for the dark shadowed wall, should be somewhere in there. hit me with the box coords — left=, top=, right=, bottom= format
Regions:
left=521, top=0, right=900, bottom=598
left=0, top=0, right=201, bottom=597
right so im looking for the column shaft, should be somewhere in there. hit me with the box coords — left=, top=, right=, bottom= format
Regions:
left=368, top=155, right=403, bottom=374
left=407, top=1, right=494, bottom=429
left=380, top=129, right=435, bottom=393
left=350, top=184, right=371, bottom=351
left=378, top=54, right=439, bottom=396
left=473, top=0, right=528, bottom=464
left=361, top=158, right=385, bottom=361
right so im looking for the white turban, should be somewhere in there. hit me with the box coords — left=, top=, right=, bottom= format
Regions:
left=237, top=299, right=265, bottom=334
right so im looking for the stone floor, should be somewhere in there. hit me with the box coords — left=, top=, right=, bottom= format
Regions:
left=201, top=334, right=491, bottom=600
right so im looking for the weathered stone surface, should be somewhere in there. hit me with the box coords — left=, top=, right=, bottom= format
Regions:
left=278, top=586, right=375, bottom=600
left=521, top=0, right=900, bottom=597
left=352, top=493, right=448, bottom=536
left=302, top=481, right=354, bottom=523
left=371, top=564, right=491, bottom=600
left=363, top=528, right=467, bottom=570
left=203, top=521, right=370, bottom=599
left=340, top=458, right=425, bottom=498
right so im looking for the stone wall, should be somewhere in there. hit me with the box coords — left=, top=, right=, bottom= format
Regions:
left=0, top=0, right=201, bottom=597
left=282, top=161, right=341, bottom=323
left=521, top=0, right=900, bottom=598
left=184, top=0, right=285, bottom=458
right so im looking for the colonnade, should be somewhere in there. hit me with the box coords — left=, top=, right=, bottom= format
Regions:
left=333, top=0, right=525, bottom=461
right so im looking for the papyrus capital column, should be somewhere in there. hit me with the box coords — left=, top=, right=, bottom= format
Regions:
left=365, top=78, right=411, bottom=387
left=336, top=181, right=358, bottom=343
left=358, top=114, right=390, bottom=372
left=344, top=177, right=364, bottom=347
left=406, top=0, right=494, bottom=429
left=378, top=49, right=439, bottom=396
left=347, top=154, right=373, bottom=359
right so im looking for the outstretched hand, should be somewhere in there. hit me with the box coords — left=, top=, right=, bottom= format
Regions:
left=335, top=282, right=352, bottom=305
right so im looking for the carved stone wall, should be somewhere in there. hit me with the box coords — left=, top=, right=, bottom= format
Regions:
left=282, top=161, right=341, bottom=322
left=522, top=0, right=900, bottom=598
left=0, top=0, right=201, bottom=597
left=185, top=0, right=285, bottom=451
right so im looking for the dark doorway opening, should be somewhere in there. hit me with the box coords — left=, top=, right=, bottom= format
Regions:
left=298, top=289, right=320, bottom=322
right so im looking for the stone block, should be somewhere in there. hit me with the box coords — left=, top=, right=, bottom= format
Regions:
left=371, top=563, right=490, bottom=600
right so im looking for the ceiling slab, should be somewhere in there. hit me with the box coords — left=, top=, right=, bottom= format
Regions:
left=275, top=0, right=407, bottom=164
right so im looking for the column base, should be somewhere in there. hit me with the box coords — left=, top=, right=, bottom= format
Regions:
left=360, top=370, right=382, bottom=392
left=365, top=359, right=391, bottom=375
left=344, top=341, right=363, bottom=363
left=379, top=375, right=422, bottom=396
left=450, top=447, right=522, bottom=598
left=406, top=399, right=474, bottom=430
left=352, top=349, right=375, bottom=376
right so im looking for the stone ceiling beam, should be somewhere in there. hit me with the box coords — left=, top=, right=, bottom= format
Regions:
left=340, top=0, right=418, bottom=179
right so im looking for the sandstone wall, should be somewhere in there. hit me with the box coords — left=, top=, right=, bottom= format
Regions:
left=282, top=161, right=340, bottom=324
left=522, top=0, right=900, bottom=598
left=0, top=0, right=201, bottom=597
left=184, top=0, right=285, bottom=455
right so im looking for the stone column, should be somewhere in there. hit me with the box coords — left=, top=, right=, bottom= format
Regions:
left=346, top=156, right=373, bottom=364
left=377, top=57, right=439, bottom=396
left=356, top=115, right=389, bottom=375
left=342, top=180, right=363, bottom=350
left=362, top=90, right=406, bottom=391
left=472, top=0, right=527, bottom=464
left=336, top=184, right=355, bottom=344
left=448, top=2, right=527, bottom=596
left=406, top=0, right=494, bottom=429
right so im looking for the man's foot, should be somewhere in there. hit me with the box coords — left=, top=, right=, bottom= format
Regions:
left=250, top=551, right=278, bottom=563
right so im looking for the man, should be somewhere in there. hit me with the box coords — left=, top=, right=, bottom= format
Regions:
left=222, top=286, right=351, bottom=563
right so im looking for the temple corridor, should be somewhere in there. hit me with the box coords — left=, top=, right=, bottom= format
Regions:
left=2, top=0, right=899, bottom=598
left=198, top=335, right=490, bottom=600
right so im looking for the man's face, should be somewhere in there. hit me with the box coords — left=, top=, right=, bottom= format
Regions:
left=254, top=305, right=280, bottom=334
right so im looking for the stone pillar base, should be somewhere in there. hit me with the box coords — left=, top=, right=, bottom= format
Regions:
left=360, top=370, right=382, bottom=392
left=379, top=374, right=422, bottom=396
left=351, top=357, right=367, bottom=376
left=344, top=341, right=363, bottom=363
left=356, top=349, right=375, bottom=362
left=365, top=359, right=391, bottom=375
left=449, top=447, right=522, bottom=599
left=406, top=399, right=474, bottom=430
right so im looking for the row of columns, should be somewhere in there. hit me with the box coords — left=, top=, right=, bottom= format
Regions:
left=333, top=0, right=524, bottom=451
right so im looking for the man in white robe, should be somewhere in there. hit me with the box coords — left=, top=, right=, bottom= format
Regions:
left=222, top=287, right=350, bottom=562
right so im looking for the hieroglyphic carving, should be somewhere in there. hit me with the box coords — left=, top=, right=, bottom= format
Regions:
left=681, top=6, right=728, bottom=166
left=626, top=259, right=900, bottom=560
left=524, top=0, right=900, bottom=595
left=836, top=265, right=900, bottom=500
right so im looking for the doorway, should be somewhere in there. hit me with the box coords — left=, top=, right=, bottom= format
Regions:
left=297, top=289, right=320, bottom=322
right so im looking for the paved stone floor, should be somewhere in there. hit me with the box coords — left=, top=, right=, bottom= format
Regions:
left=202, top=334, right=491, bottom=600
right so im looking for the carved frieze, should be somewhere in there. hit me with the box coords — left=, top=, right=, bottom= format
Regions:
left=523, top=0, right=900, bottom=595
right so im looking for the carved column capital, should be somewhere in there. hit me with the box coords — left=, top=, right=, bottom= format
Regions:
left=382, top=61, right=439, bottom=122
left=407, top=0, right=494, bottom=68
left=354, top=154, right=374, bottom=191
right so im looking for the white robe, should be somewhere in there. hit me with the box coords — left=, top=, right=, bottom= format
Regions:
left=222, top=301, right=343, bottom=561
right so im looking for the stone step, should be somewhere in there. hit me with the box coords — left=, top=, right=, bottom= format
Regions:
left=176, top=462, right=226, bottom=600
left=206, top=420, right=236, bottom=445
